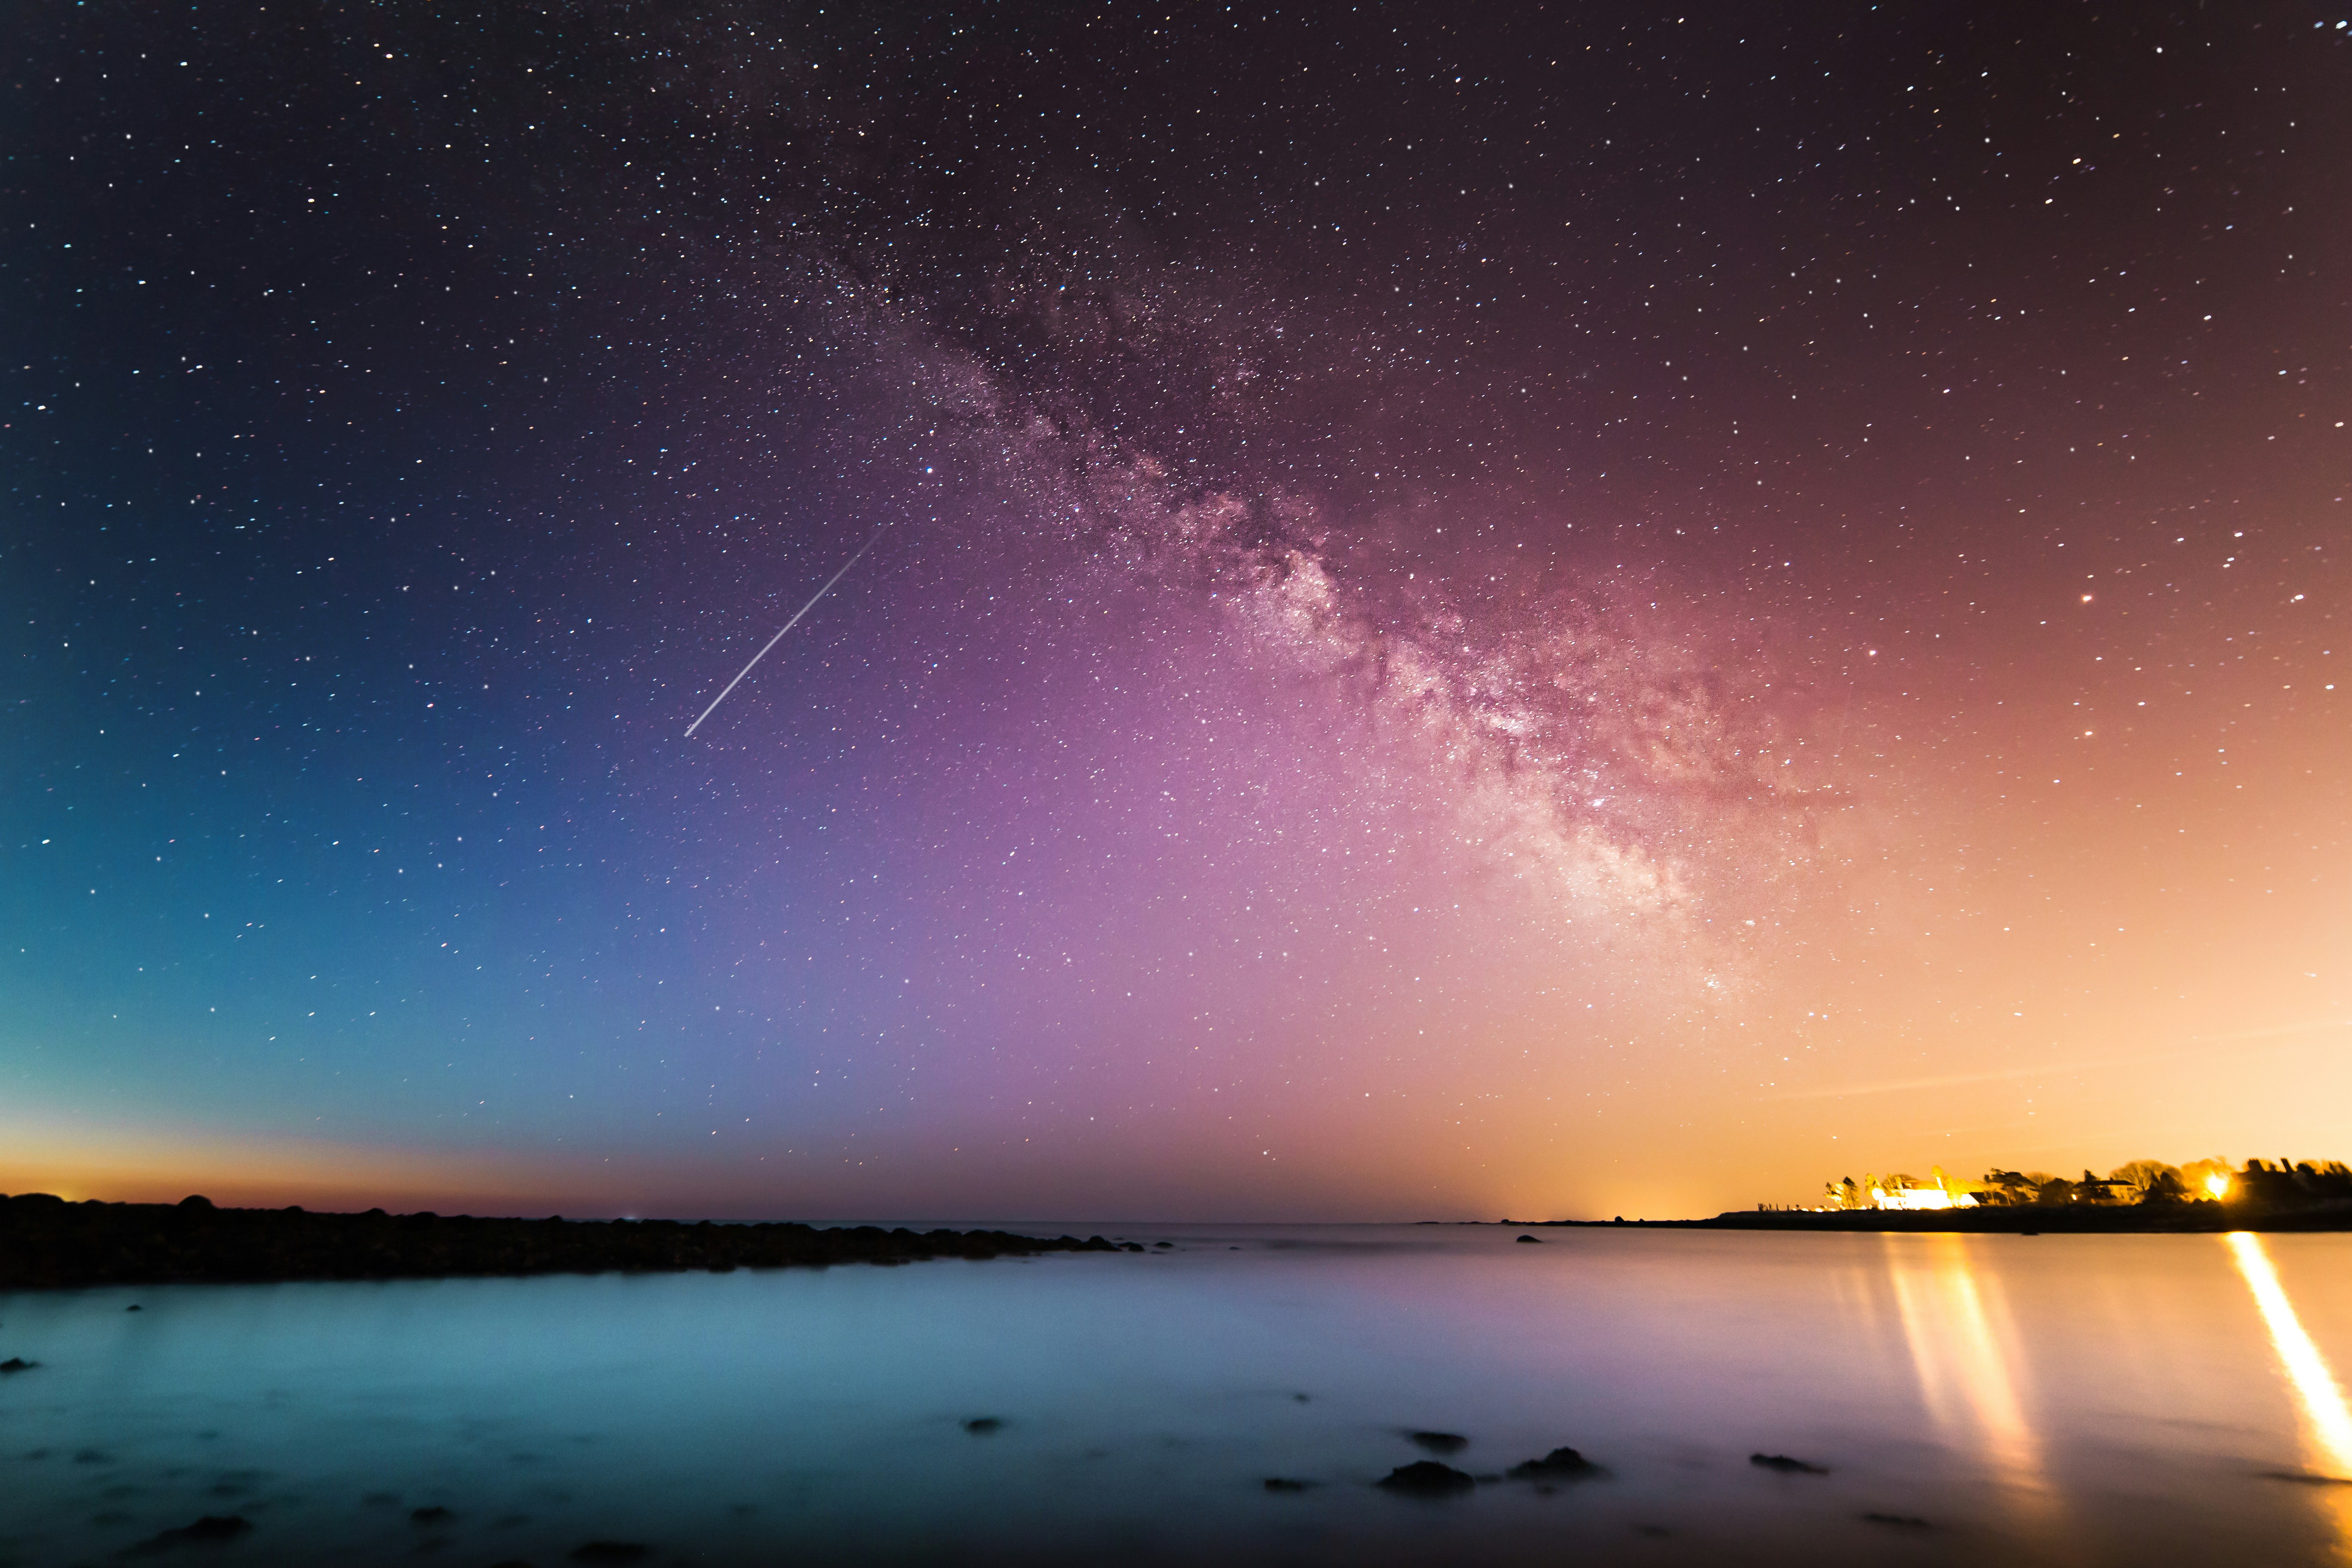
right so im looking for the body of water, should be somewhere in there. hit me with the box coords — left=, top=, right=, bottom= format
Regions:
left=3, top=1224, right=2349, bottom=1565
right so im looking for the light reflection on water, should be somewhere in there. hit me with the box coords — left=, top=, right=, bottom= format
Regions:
left=2227, top=1231, right=2352, bottom=1562
left=1, top=1225, right=2349, bottom=1566
left=1883, top=1233, right=2058, bottom=1540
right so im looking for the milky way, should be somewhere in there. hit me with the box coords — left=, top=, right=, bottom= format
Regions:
left=6, top=3, right=2346, bottom=1219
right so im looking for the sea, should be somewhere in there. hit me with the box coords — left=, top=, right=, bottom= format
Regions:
left=3, top=1223, right=2349, bottom=1566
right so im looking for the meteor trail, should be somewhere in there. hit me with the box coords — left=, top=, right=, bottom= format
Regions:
left=684, top=528, right=884, bottom=738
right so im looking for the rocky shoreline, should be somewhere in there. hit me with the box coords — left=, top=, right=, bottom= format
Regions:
left=0, top=1192, right=1132, bottom=1290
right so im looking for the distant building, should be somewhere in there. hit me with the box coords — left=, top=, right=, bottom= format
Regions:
left=1826, top=1166, right=1981, bottom=1211
left=1874, top=1185, right=1975, bottom=1211
left=2068, top=1179, right=2135, bottom=1205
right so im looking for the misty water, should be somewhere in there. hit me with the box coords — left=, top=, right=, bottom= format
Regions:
left=4, top=1225, right=2351, bottom=1566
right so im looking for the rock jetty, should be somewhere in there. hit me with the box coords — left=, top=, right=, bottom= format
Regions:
left=0, top=1191, right=1124, bottom=1289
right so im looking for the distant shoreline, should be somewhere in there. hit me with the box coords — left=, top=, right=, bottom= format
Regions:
left=12, top=1191, right=2346, bottom=1294
left=1493, top=1206, right=2352, bottom=1234
left=0, top=1192, right=1133, bottom=1291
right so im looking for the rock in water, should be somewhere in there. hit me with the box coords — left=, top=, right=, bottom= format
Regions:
left=139, top=1515, right=253, bottom=1549
left=0, top=1357, right=35, bottom=1373
left=1262, top=1477, right=1313, bottom=1492
left=1507, top=1447, right=1598, bottom=1479
left=1408, top=1430, right=1469, bottom=1454
left=1750, top=1452, right=1829, bottom=1474
left=962, top=1417, right=1003, bottom=1434
left=1377, top=1461, right=1477, bottom=1494
left=1516, top=1234, right=1544, bottom=1243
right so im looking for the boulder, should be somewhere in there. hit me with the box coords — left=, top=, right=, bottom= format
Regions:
left=1507, top=1447, right=1597, bottom=1480
left=1750, top=1453, right=1828, bottom=1475
left=1409, top=1431, right=1468, bottom=1454
left=1377, top=1461, right=1477, bottom=1494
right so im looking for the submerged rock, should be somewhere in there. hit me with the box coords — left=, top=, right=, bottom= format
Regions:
left=0, top=1357, right=35, bottom=1373
left=1408, top=1431, right=1468, bottom=1454
left=1862, top=1512, right=1933, bottom=1529
left=1507, top=1447, right=1598, bottom=1480
left=1750, top=1452, right=1829, bottom=1475
left=410, top=1505, right=455, bottom=1523
left=1377, top=1461, right=1477, bottom=1494
left=962, top=1417, right=1004, bottom=1434
left=1262, top=1477, right=1314, bottom=1492
left=135, top=1514, right=252, bottom=1550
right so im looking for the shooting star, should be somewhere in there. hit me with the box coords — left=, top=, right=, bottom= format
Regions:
left=684, top=527, right=884, bottom=738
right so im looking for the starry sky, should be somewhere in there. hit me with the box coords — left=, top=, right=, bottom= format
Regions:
left=6, top=2, right=2347, bottom=1221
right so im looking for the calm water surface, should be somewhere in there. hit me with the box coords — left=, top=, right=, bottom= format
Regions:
left=3, top=1225, right=2350, bottom=1565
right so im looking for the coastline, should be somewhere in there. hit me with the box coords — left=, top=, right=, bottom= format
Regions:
left=1498, top=1205, right=2352, bottom=1234
left=0, top=1192, right=1127, bottom=1291
left=12, top=1190, right=2349, bottom=1294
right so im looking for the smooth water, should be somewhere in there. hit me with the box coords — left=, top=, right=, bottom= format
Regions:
left=4, top=1225, right=2350, bottom=1566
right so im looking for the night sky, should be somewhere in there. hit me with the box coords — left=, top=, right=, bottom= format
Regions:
left=6, top=2, right=2347, bottom=1221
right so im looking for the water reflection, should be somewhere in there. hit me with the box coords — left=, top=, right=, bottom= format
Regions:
left=1883, top=1231, right=2070, bottom=1557
left=1884, top=1234, right=2041, bottom=1482
left=3, top=1228, right=2349, bottom=1565
left=2227, top=1231, right=2352, bottom=1559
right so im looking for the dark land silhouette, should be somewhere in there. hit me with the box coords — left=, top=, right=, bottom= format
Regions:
left=1687, top=1203, right=2352, bottom=1234
left=1774, top=1157, right=2352, bottom=1230
left=0, top=1192, right=1131, bottom=1290
left=1485, top=1160, right=2352, bottom=1231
